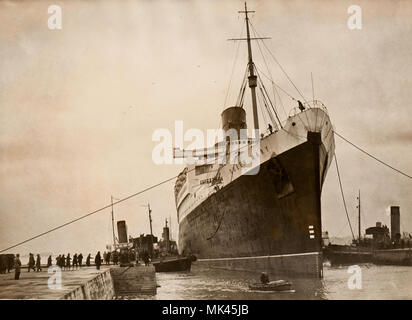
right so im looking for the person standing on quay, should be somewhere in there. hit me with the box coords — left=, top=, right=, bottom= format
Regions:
left=47, top=255, right=52, bottom=268
left=28, top=253, right=35, bottom=272
left=66, top=254, right=71, bottom=270
left=7, top=255, right=14, bottom=273
left=14, top=254, right=21, bottom=280
left=86, top=254, right=91, bottom=267
left=78, top=253, right=83, bottom=268
left=0, top=255, right=6, bottom=274
left=103, top=251, right=107, bottom=265
left=36, top=254, right=42, bottom=272
left=61, top=254, right=65, bottom=270
left=113, top=251, right=118, bottom=265
left=72, top=253, right=78, bottom=270
left=95, top=251, right=102, bottom=270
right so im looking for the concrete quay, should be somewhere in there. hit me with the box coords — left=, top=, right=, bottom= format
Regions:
left=0, top=265, right=156, bottom=300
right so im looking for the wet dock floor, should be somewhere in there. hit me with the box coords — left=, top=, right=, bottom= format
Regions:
left=0, top=266, right=111, bottom=299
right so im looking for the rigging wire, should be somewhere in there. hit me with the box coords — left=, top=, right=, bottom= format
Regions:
left=238, top=85, right=247, bottom=107
left=334, top=152, right=356, bottom=240
left=334, top=131, right=412, bottom=180
left=248, top=19, right=311, bottom=129
left=255, top=66, right=283, bottom=128
left=272, top=81, right=287, bottom=126
left=236, top=65, right=249, bottom=107
left=224, top=21, right=245, bottom=108
left=255, top=64, right=297, bottom=102
left=256, top=63, right=310, bottom=131
left=256, top=85, right=270, bottom=129
left=258, top=85, right=277, bottom=130
left=249, top=23, right=286, bottom=120
left=249, top=20, right=308, bottom=104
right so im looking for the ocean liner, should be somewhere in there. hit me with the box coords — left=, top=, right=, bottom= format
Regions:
left=174, top=3, right=335, bottom=278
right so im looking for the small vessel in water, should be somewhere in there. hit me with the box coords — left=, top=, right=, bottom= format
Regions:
left=153, top=256, right=193, bottom=272
left=152, top=218, right=195, bottom=272
left=249, top=280, right=293, bottom=292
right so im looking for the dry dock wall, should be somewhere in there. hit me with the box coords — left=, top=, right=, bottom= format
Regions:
left=62, top=269, right=115, bottom=300
left=110, top=266, right=157, bottom=297
left=62, top=266, right=156, bottom=300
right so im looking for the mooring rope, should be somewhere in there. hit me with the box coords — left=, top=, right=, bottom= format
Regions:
left=334, top=152, right=356, bottom=240
left=0, top=174, right=182, bottom=253
left=334, top=131, right=412, bottom=180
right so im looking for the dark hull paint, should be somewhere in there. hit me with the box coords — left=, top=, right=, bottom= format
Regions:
left=373, top=248, right=412, bottom=266
left=153, top=257, right=192, bottom=272
left=178, top=132, right=328, bottom=277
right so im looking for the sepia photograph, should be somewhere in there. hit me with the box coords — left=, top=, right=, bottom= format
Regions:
left=0, top=0, right=411, bottom=305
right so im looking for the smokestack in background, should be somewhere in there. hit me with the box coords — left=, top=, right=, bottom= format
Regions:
left=117, top=220, right=128, bottom=244
left=390, top=206, right=401, bottom=241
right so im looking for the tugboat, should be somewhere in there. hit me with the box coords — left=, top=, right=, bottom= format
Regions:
left=153, top=256, right=194, bottom=273
left=152, top=218, right=196, bottom=272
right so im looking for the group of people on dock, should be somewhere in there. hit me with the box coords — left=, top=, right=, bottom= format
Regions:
left=55, top=253, right=86, bottom=270
left=4, top=250, right=114, bottom=280
left=0, top=254, right=15, bottom=274
left=27, top=253, right=43, bottom=272
left=103, top=251, right=119, bottom=265
left=3, top=248, right=150, bottom=280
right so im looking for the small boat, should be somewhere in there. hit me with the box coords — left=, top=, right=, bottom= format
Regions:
left=249, top=280, right=293, bottom=292
left=152, top=256, right=193, bottom=272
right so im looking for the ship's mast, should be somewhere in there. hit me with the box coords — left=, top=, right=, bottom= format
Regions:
left=357, top=190, right=361, bottom=242
left=111, top=195, right=116, bottom=249
left=148, top=203, right=153, bottom=236
left=141, top=203, right=154, bottom=236
left=169, top=213, right=172, bottom=240
left=240, top=2, right=259, bottom=131
left=229, top=3, right=270, bottom=133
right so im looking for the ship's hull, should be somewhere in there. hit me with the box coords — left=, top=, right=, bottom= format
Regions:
left=178, top=129, right=330, bottom=278
left=153, top=257, right=192, bottom=272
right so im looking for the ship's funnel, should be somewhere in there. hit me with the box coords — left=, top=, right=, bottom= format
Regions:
left=390, top=206, right=400, bottom=242
left=117, top=220, right=128, bottom=244
left=221, top=106, right=247, bottom=136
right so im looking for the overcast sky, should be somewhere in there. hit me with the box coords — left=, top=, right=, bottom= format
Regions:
left=1, top=0, right=411, bottom=255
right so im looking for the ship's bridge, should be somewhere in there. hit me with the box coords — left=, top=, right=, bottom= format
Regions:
left=288, top=100, right=328, bottom=118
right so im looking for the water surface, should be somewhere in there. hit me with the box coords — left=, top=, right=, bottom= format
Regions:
left=151, top=264, right=412, bottom=300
